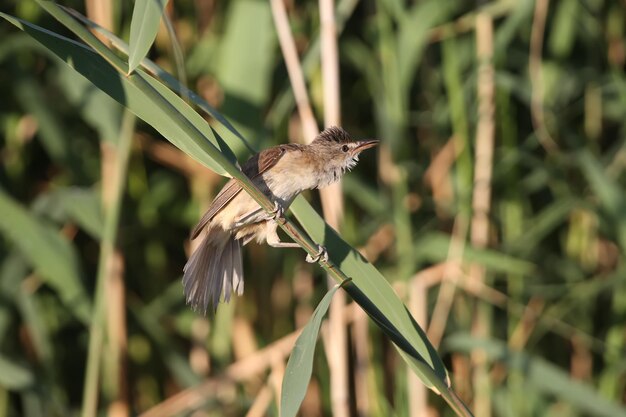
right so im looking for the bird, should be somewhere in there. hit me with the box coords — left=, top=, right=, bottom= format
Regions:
left=183, top=126, right=378, bottom=313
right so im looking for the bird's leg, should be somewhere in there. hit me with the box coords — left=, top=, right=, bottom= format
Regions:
left=265, top=222, right=300, bottom=249
left=264, top=205, right=328, bottom=263
left=305, top=244, right=329, bottom=263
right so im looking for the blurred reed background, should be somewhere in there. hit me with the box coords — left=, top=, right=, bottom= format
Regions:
left=1, top=0, right=626, bottom=416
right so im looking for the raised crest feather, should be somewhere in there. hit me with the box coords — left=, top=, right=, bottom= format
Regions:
left=313, top=126, right=352, bottom=144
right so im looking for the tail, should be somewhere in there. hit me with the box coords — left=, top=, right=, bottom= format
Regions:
left=183, top=230, right=244, bottom=314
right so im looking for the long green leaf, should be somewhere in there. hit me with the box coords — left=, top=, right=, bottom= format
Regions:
left=281, top=284, right=341, bottom=417
left=128, top=0, right=168, bottom=74
left=58, top=5, right=254, bottom=154
left=291, top=198, right=445, bottom=374
left=289, top=198, right=472, bottom=416
left=0, top=10, right=236, bottom=177
left=0, top=189, right=91, bottom=323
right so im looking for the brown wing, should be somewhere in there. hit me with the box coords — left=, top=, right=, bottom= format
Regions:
left=190, top=144, right=302, bottom=239
left=190, top=178, right=241, bottom=239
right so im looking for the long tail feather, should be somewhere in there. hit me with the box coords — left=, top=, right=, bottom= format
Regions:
left=183, top=231, right=244, bottom=314
left=232, top=239, right=243, bottom=295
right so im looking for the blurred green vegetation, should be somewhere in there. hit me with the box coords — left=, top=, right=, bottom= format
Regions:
left=1, top=0, right=626, bottom=416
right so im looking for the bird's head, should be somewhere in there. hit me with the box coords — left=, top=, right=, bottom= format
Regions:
left=309, top=126, right=379, bottom=187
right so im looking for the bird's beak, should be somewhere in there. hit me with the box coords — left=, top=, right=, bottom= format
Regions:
left=353, top=139, right=380, bottom=154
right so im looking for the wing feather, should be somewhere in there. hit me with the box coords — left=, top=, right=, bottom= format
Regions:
left=191, top=179, right=241, bottom=239
left=190, top=144, right=302, bottom=239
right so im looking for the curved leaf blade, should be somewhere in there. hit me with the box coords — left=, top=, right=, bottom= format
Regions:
left=289, top=197, right=476, bottom=417
left=291, top=197, right=448, bottom=383
left=281, top=284, right=341, bottom=417
left=128, top=0, right=168, bottom=74
left=0, top=11, right=236, bottom=176
left=57, top=6, right=254, bottom=153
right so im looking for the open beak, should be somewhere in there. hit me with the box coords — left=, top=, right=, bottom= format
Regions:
left=353, top=139, right=380, bottom=154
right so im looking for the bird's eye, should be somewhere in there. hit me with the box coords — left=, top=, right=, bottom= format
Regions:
left=341, top=145, right=349, bottom=152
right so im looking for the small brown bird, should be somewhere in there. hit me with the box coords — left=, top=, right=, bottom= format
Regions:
left=183, top=126, right=378, bottom=313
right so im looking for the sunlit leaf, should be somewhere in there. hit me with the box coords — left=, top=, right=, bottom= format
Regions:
left=0, top=10, right=236, bottom=176
left=289, top=198, right=473, bottom=416
left=128, top=0, right=169, bottom=74
left=56, top=6, right=254, bottom=154
left=281, top=284, right=341, bottom=417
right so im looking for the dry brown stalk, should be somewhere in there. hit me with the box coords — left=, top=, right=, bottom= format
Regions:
left=139, top=378, right=236, bottom=417
left=269, top=0, right=318, bottom=140
left=85, top=0, right=112, bottom=45
left=352, top=307, right=371, bottom=416
left=270, top=0, right=351, bottom=414
left=269, top=360, right=286, bottom=414
left=319, top=0, right=344, bottom=227
left=244, top=384, right=274, bottom=417
left=471, top=13, right=496, bottom=264
left=93, top=138, right=131, bottom=417
left=319, top=0, right=350, bottom=415
left=408, top=275, right=430, bottom=416
left=105, top=251, right=129, bottom=417
left=470, top=13, right=496, bottom=417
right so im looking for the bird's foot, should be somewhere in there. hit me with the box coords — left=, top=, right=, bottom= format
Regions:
left=268, top=201, right=285, bottom=221
left=306, top=244, right=329, bottom=263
